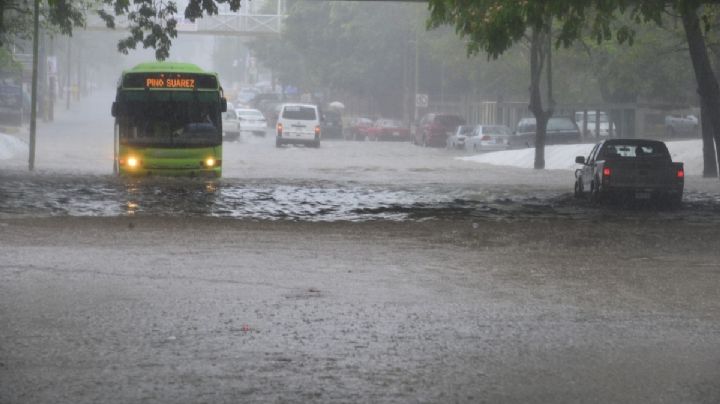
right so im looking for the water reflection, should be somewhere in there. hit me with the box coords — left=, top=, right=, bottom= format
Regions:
left=121, top=177, right=220, bottom=216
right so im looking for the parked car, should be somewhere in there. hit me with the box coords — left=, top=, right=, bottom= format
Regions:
left=366, top=119, right=411, bottom=141
left=446, top=125, right=476, bottom=149
left=511, top=116, right=582, bottom=148
left=276, top=103, right=321, bottom=148
left=465, top=125, right=514, bottom=152
left=574, top=139, right=684, bottom=205
left=346, top=117, right=374, bottom=140
left=321, top=110, right=343, bottom=139
left=236, top=108, right=267, bottom=137
left=415, top=113, right=466, bottom=147
left=665, top=114, right=698, bottom=137
left=575, top=111, right=614, bottom=138
left=221, top=109, right=241, bottom=141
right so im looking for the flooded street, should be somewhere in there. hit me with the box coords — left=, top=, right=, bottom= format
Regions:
left=1, top=90, right=719, bottom=222
left=2, top=91, right=720, bottom=403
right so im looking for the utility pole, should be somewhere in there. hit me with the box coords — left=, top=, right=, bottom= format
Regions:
left=413, top=29, right=419, bottom=124
left=48, top=36, right=55, bottom=122
left=402, top=32, right=409, bottom=126
left=65, top=36, right=71, bottom=110
left=29, top=0, right=40, bottom=171
left=39, top=32, right=47, bottom=121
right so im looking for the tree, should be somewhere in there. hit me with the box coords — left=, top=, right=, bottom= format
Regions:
left=428, top=1, right=558, bottom=169
left=1, top=1, right=244, bottom=60
left=680, top=5, right=720, bottom=177
left=1, top=0, right=84, bottom=46
left=429, top=0, right=720, bottom=176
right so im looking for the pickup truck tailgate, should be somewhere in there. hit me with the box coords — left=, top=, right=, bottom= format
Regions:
left=606, top=159, right=680, bottom=188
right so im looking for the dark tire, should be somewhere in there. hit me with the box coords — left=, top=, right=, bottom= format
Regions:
left=590, top=180, right=603, bottom=204
left=574, top=179, right=584, bottom=199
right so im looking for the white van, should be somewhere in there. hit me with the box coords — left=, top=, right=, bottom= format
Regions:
left=276, top=103, right=321, bottom=148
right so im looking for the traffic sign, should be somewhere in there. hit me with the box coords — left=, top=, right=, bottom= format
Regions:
left=415, top=93, right=428, bottom=108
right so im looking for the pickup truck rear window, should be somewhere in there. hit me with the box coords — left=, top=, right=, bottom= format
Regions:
left=601, top=143, right=670, bottom=159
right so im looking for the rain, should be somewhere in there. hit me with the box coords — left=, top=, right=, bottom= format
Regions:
left=1, top=1, right=720, bottom=403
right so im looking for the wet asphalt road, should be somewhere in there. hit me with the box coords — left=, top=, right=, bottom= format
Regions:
left=1, top=91, right=720, bottom=403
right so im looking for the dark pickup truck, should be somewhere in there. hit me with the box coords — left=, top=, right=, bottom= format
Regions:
left=574, top=139, right=684, bottom=205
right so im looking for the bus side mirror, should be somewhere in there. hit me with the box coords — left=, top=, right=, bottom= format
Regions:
left=575, top=156, right=585, bottom=164
left=221, top=98, right=228, bottom=113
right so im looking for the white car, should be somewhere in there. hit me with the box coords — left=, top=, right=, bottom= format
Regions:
left=236, top=108, right=268, bottom=137
left=465, top=125, right=513, bottom=152
left=276, top=103, right=321, bottom=148
left=575, top=111, right=613, bottom=138
left=446, top=125, right=476, bottom=149
left=665, top=114, right=698, bottom=137
left=221, top=109, right=241, bottom=141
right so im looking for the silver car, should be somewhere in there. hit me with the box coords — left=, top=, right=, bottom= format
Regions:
left=221, top=109, right=241, bottom=141
left=465, top=125, right=513, bottom=152
left=446, top=125, right=477, bottom=149
left=236, top=108, right=268, bottom=137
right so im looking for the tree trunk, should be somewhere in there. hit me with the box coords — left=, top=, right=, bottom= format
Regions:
left=682, top=7, right=720, bottom=178
left=700, top=94, right=718, bottom=177
left=528, top=26, right=552, bottom=170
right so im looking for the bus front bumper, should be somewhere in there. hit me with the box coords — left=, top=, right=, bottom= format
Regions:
left=119, top=165, right=221, bottom=177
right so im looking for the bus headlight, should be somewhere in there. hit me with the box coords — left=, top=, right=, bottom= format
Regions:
left=205, top=157, right=216, bottom=167
left=127, top=156, right=139, bottom=168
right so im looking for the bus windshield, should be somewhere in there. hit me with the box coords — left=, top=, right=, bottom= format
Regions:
left=118, top=100, right=221, bottom=147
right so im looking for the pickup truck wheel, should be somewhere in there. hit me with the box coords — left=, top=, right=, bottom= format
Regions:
left=590, top=180, right=602, bottom=204
left=574, top=180, right=584, bottom=199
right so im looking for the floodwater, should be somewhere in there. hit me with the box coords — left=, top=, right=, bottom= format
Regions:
left=1, top=173, right=719, bottom=222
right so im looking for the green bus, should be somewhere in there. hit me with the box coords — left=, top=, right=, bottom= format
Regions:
left=111, top=62, right=227, bottom=176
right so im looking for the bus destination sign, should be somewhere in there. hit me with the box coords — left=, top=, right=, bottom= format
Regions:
left=122, top=73, right=218, bottom=90
left=146, top=76, right=195, bottom=89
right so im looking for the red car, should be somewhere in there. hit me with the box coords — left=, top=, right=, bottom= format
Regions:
left=366, top=119, right=411, bottom=141
left=414, top=113, right=466, bottom=147
left=346, top=117, right=374, bottom=140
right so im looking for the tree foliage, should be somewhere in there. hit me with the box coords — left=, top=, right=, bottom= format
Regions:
left=1, top=0, right=85, bottom=46
left=1, top=0, right=244, bottom=60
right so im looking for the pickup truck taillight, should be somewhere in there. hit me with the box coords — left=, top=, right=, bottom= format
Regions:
left=277, top=123, right=283, bottom=135
left=677, top=168, right=685, bottom=178
left=603, top=167, right=612, bottom=177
